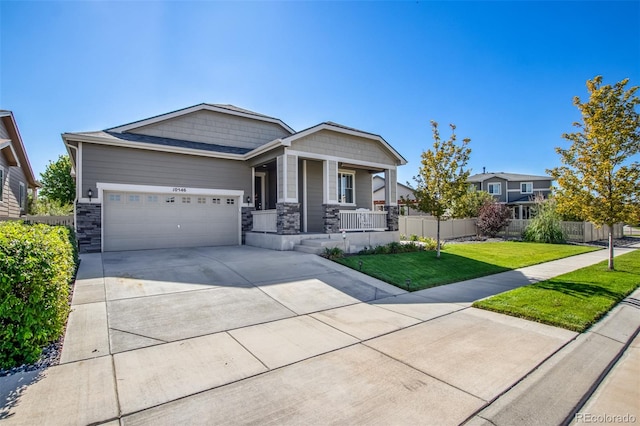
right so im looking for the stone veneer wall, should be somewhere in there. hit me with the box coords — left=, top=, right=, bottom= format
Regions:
left=241, top=207, right=255, bottom=243
left=323, top=204, right=340, bottom=233
left=386, top=205, right=399, bottom=231
left=276, top=203, right=300, bottom=235
left=76, top=202, right=101, bottom=253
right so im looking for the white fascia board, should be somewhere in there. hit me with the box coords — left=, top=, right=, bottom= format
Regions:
left=283, top=123, right=407, bottom=165
left=107, top=104, right=295, bottom=134
left=62, top=132, right=246, bottom=161
left=244, top=138, right=287, bottom=159
left=286, top=149, right=397, bottom=172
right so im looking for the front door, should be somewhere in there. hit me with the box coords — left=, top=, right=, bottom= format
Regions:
left=254, top=172, right=266, bottom=210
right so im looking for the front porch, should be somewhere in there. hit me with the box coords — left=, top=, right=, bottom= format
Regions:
left=251, top=209, right=389, bottom=233
left=245, top=230, right=400, bottom=254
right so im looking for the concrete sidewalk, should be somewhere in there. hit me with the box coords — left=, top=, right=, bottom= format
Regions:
left=1, top=245, right=638, bottom=425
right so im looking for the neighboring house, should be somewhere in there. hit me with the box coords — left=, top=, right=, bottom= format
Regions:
left=468, top=172, right=554, bottom=219
left=0, top=111, right=39, bottom=218
left=372, top=175, right=420, bottom=215
left=62, top=104, right=407, bottom=253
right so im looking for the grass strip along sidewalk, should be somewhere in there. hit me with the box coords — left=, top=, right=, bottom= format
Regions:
left=337, top=242, right=597, bottom=292
left=473, top=250, right=640, bottom=332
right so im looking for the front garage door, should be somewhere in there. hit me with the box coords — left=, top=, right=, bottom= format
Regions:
left=104, top=191, right=240, bottom=251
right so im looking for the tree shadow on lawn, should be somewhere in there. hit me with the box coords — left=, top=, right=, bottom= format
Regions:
left=341, top=251, right=512, bottom=292
left=533, top=279, right=628, bottom=302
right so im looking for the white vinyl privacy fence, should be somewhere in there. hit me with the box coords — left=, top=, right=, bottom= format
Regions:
left=399, top=216, right=624, bottom=243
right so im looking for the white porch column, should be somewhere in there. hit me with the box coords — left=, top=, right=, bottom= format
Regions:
left=277, top=154, right=298, bottom=203
left=384, top=168, right=398, bottom=206
left=323, top=160, right=338, bottom=204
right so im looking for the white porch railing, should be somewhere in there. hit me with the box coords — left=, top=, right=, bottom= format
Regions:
left=252, top=209, right=277, bottom=232
left=339, top=210, right=387, bottom=232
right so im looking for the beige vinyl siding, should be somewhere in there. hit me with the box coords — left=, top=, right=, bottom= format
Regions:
left=81, top=144, right=251, bottom=197
left=292, top=130, right=398, bottom=166
left=355, top=171, right=373, bottom=210
left=130, top=110, right=290, bottom=150
left=0, top=163, right=28, bottom=217
left=305, top=160, right=324, bottom=232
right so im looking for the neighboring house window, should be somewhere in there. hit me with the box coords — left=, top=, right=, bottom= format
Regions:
left=19, top=182, right=26, bottom=211
left=521, top=182, right=533, bottom=194
left=0, top=168, right=4, bottom=201
left=468, top=183, right=476, bottom=191
left=338, top=171, right=355, bottom=204
left=488, top=183, right=501, bottom=195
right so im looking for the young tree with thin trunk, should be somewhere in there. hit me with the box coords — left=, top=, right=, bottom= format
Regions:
left=549, top=76, right=640, bottom=270
left=409, top=121, right=471, bottom=258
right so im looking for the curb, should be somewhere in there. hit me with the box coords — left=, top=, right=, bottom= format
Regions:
left=463, top=288, right=640, bottom=426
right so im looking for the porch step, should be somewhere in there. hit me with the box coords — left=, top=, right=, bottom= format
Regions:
left=293, top=238, right=347, bottom=255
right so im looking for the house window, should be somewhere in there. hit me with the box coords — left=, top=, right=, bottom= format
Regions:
left=521, top=182, right=533, bottom=194
left=19, top=182, right=26, bottom=211
left=488, top=183, right=501, bottom=195
left=0, top=168, right=4, bottom=201
left=338, top=171, right=355, bottom=204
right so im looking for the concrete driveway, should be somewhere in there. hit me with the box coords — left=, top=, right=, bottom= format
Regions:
left=2, top=246, right=580, bottom=425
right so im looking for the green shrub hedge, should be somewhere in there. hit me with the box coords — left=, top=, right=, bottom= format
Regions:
left=0, top=221, right=78, bottom=368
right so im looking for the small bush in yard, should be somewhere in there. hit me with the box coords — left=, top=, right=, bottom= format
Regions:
left=322, top=246, right=344, bottom=260
left=0, top=221, right=78, bottom=369
left=477, top=201, right=511, bottom=237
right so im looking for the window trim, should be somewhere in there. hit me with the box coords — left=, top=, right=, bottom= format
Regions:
left=338, top=169, right=356, bottom=205
left=487, top=182, right=502, bottom=195
left=0, top=167, right=4, bottom=202
left=520, top=182, right=533, bottom=194
left=19, top=181, right=27, bottom=212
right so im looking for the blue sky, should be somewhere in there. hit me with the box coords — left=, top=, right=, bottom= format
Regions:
left=1, top=1, right=638, bottom=186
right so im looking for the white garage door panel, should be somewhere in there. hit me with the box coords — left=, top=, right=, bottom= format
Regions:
left=104, top=192, right=240, bottom=251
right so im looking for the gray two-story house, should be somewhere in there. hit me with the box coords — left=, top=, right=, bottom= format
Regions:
left=62, top=104, right=406, bottom=253
left=468, top=172, right=553, bottom=219
left=0, top=110, right=39, bottom=218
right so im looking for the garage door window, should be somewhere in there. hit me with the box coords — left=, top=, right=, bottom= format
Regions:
left=182, top=197, right=191, bottom=204
left=109, top=194, right=122, bottom=202
left=197, top=197, right=206, bottom=204
left=226, top=198, right=235, bottom=205
left=212, top=198, right=220, bottom=204
left=165, top=196, right=175, bottom=203
left=147, top=195, right=158, bottom=203
left=128, top=194, right=141, bottom=204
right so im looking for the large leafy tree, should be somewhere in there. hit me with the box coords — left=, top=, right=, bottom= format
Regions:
left=409, top=121, right=471, bottom=258
left=452, top=188, right=494, bottom=219
left=40, top=155, right=75, bottom=205
left=549, top=76, right=640, bottom=269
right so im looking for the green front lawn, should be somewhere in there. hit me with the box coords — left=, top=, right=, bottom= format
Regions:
left=337, top=241, right=597, bottom=291
left=473, top=250, right=640, bottom=332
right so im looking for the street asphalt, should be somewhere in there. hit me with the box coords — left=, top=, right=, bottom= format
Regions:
left=1, top=244, right=638, bottom=425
